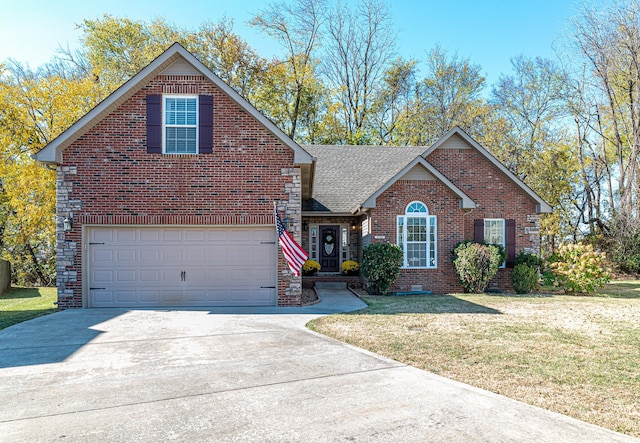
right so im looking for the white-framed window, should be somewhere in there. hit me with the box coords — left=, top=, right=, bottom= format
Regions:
left=164, top=96, right=198, bottom=154
left=397, top=201, right=437, bottom=268
left=484, top=218, right=505, bottom=267
left=484, top=219, right=505, bottom=247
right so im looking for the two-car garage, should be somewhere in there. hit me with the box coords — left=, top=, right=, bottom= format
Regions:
left=86, top=226, right=277, bottom=308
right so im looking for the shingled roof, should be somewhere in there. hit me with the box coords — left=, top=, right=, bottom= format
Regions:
left=302, top=145, right=426, bottom=213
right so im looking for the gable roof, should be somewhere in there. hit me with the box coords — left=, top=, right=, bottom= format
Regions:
left=360, top=156, right=476, bottom=211
left=34, top=43, right=314, bottom=168
left=423, top=127, right=553, bottom=213
left=302, top=145, right=474, bottom=214
left=302, top=145, right=426, bottom=214
left=304, top=127, right=552, bottom=215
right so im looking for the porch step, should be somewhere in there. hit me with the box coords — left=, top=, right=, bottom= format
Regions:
left=314, top=281, right=348, bottom=289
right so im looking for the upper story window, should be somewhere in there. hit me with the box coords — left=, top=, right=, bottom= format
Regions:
left=146, top=94, right=213, bottom=155
left=397, top=201, right=437, bottom=268
left=164, top=96, right=198, bottom=154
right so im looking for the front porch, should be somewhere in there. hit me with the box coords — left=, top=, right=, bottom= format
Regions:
left=302, top=274, right=364, bottom=290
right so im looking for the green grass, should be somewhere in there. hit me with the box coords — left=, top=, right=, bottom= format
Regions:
left=309, top=280, right=640, bottom=437
left=0, top=287, right=57, bottom=330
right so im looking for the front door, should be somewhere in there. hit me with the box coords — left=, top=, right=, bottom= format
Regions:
left=319, top=225, right=339, bottom=272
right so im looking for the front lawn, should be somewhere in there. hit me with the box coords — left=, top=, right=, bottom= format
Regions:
left=308, top=280, right=640, bottom=437
left=0, top=287, right=57, bottom=330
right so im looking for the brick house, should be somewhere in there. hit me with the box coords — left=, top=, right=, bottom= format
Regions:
left=36, top=43, right=551, bottom=309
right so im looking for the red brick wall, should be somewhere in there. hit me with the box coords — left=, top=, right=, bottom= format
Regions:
left=59, top=75, right=300, bottom=308
left=367, top=145, right=541, bottom=294
left=369, top=179, right=466, bottom=293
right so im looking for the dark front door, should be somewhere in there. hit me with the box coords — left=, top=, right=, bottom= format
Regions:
left=319, top=225, right=339, bottom=272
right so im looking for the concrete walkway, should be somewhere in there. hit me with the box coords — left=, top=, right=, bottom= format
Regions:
left=0, top=288, right=636, bottom=442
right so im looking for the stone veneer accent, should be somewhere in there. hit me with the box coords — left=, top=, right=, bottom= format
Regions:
left=56, top=166, right=80, bottom=305
left=278, top=167, right=303, bottom=305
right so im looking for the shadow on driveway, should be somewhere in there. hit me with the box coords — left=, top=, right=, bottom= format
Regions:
left=0, top=309, right=127, bottom=368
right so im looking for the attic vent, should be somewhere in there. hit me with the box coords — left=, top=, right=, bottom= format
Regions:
left=162, top=84, right=199, bottom=94
left=160, top=59, right=201, bottom=76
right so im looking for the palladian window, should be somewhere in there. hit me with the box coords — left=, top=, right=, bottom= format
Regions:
left=397, top=201, right=437, bottom=268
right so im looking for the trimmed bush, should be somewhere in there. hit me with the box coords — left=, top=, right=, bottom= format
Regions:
left=550, top=243, right=612, bottom=294
left=512, top=264, right=539, bottom=294
left=515, top=251, right=542, bottom=271
left=361, top=243, right=403, bottom=295
left=453, top=242, right=502, bottom=293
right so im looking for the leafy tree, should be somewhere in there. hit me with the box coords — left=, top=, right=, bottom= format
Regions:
left=416, top=46, right=487, bottom=144
left=77, top=14, right=183, bottom=89
left=369, top=57, right=418, bottom=145
left=0, top=60, right=100, bottom=285
left=251, top=0, right=327, bottom=140
left=187, top=18, right=269, bottom=101
left=491, top=56, right=578, bottom=251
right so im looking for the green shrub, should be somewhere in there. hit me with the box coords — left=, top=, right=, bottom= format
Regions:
left=541, top=270, right=556, bottom=286
left=452, top=240, right=506, bottom=265
left=361, top=243, right=403, bottom=295
left=453, top=242, right=502, bottom=293
left=550, top=243, right=612, bottom=294
left=512, top=264, right=539, bottom=294
left=515, top=251, right=542, bottom=271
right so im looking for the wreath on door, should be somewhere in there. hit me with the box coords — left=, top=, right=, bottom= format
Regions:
left=322, top=231, right=335, bottom=245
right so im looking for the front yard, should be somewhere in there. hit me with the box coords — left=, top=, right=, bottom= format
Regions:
left=0, top=287, right=57, bottom=330
left=308, top=280, right=640, bottom=437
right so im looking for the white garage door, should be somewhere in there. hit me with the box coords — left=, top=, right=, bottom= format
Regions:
left=87, top=226, right=277, bottom=308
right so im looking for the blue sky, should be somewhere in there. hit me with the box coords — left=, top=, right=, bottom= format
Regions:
left=1, top=0, right=581, bottom=86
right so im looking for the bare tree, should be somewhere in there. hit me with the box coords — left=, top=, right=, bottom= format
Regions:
left=324, top=0, right=396, bottom=144
left=570, top=0, right=640, bottom=221
left=251, top=0, right=327, bottom=139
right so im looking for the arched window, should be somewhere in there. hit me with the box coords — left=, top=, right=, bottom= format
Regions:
left=396, top=201, right=437, bottom=268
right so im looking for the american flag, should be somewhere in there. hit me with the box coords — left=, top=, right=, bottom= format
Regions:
left=275, top=209, right=308, bottom=276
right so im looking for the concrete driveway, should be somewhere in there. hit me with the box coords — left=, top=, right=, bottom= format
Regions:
left=0, top=289, right=636, bottom=442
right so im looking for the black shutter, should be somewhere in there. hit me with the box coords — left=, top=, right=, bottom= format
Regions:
left=146, top=94, right=162, bottom=154
left=474, top=219, right=484, bottom=243
left=506, top=219, right=516, bottom=267
left=199, top=95, right=213, bottom=154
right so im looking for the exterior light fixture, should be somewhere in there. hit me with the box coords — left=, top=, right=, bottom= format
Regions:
left=63, top=213, right=73, bottom=232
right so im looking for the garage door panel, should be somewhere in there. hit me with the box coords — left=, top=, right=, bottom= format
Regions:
left=88, top=226, right=277, bottom=307
left=185, top=248, right=206, bottom=262
left=185, top=230, right=206, bottom=241
left=92, top=249, right=113, bottom=263
left=228, top=229, right=253, bottom=242
left=115, top=229, right=137, bottom=243
left=139, top=229, right=160, bottom=242
left=116, top=270, right=136, bottom=282
left=139, top=248, right=160, bottom=263
left=116, top=249, right=136, bottom=262
left=139, top=270, right=160, bottom=282
left=92, top=229, right=114, bottom=243
left=140, top=291, right=160, bottom=303
left=92, top=270, right=113, bottom=284
left=116, top=290, right=137, bottom=303
left=162, top=230, right=183, bottom=242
